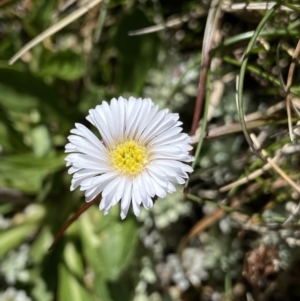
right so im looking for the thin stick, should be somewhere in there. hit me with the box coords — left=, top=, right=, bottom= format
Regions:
left=285, top=40, right=300, bottom=142
left=48, top=194, right=101, bottom=250
left=128, top=8, right=206, bottom=36
left=220, top=144, right=289, bottom=192
left=250, top=134, right=300, bottom=195
left=223, top=2, right=296, bottom=12
left=9, top=0, right=103, bottom=65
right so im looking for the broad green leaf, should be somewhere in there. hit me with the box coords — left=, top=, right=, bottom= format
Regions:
left=0, top=224, right=36, bottom=259
left=31, top=125, right=52, bottom=157
left=97, top=218, right=138, bottom=280
left=63, top=242, right=85, bottom=279
left=58, top=264, right=95, bottom=301
left=0, top=105, right=29, bottom=153
left=0, top=205, right=45, bottom=258
left=79, top=207, right=138, bottom=281
left=93, top=273, right=114, bottom=301
left=39, top=50, right=86, bottom=80
left=31, top=277, right=53, bottom=301
left=30, top=226, right=53, bottom=264
left=0, top=153, right=65, bottom=193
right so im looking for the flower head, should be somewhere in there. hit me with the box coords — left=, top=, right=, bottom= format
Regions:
left=65, top=97, right=194, bottom=219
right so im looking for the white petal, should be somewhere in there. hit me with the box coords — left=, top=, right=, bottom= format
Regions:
left=149, top=175, right=167, bottom=199
left=100, top=188, right=115, bottom=215
left=89, top=107, right=114, bottom=149
left=136, top=174, right=147, bottom=199
left=81, top=172, right=118, bottom=189
left=167, top=181, right=176, bottom=193
left=138, top=109, right=168, bottom=143
left=142, top=195, right=153, bottom=210
left=141, top=172, right=155, bottom=198
left=102, top=101, right=117, bottom=139
left=120, top=181, right=132, bottom=219
left=141, top=112, right=180, bottom=144
left=125, top=99, right=143, bottom=138
left=102, top=176, right=123, bottom=197
left=73, top=123, right=105, bottom=151
left=132, top=182, right=141, bottom=217
left=113, top=177, right=126, bottom=205
left=73, top=169, right=101, bottom=179
left=85, top=185, right=104, bottom=202
left=135, top=99, right=156, bottom=139
left=148, top=127, right=183, bottom=146
left=156, top=160, right=193, bottom=173
left=121, top=180, right=132, bottom=210
left=68, top=166, right=81, bottom=174
left=117, top=97, right=126, bottom=139
left=69, top=154, right=111, bottom=171
left=153, top=162, right=188, bottom=179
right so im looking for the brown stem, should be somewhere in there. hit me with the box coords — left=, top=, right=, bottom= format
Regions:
left=48, top=193, right=101, bottom=250
left=190, top=0, right=221, bottom=136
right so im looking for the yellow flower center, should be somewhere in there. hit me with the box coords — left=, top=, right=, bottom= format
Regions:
left=110, top=140, right=148, bottom=176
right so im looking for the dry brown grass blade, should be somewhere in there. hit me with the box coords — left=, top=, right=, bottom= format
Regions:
left=0, top=0, right=10, bottom=7
left=222, top=1, right=297, bottom=11
left=219, top=143, right=290, bottom=193
left=250, top=134, right=300, bottom=226
left=191, top=99, right=287, bottom=143
left=128, top=7, right=206, bottom=36
left=251, top=134, right=300, bottom=195
left=285, top=40, right=300, bottom=142
left=178, top=208, right=225, bottom=255
left=177, top=197, right=242, bottom=255
left=191, top=116, right=289, bottom=143
left=8, top=0, right=103, bottom=65
left=190, top=0, right=222, bottom=136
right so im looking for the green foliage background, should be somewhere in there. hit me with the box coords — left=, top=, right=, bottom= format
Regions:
left=1, top=1, right=300, bottom=301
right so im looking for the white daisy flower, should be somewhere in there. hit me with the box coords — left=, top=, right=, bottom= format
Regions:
left=65, top=97, right=194, bottom=219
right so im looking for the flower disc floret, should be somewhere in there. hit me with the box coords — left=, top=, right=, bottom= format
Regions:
left=110, top=140, right=147, bottom=176
left=65, top=96, right=194, bottom=219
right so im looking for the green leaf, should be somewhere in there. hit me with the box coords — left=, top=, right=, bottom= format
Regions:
left=30, top=226, right=53, bottom=264
left=0, top=153, right=65, bottom=193
left=39, top=50, right=86, bottom=80
left=31, top=125, right=52, bottom=157
left=0, top=67, right=66, bottom=120
left=0, top=224, right=36, bottom=259
left=113, top=9, right=160, bottom=94
left=31, top=277, right=53, bottom=301
left=0, top=105, right=29, bottom=152
left=79, top=207, right=138, bottom=281
left=0, top=205, right=45, bottom=258
left=93, top=273, right=114, bottom=301
left=63, top=242, right=85, bottom=278
left=97, top=218, right=138, bottom=280
left=58, top=264, right=95, bottom=301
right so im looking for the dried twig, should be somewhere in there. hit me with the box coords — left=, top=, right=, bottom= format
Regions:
left=251, top=134, right=300, bottom=195
left=222, top=1, right=297, bottom=12
left=128, top=7, right=206, bottom=36
left=285, top=40, right=300, bottom=142
left=219, top=143, right=290, bottom=193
